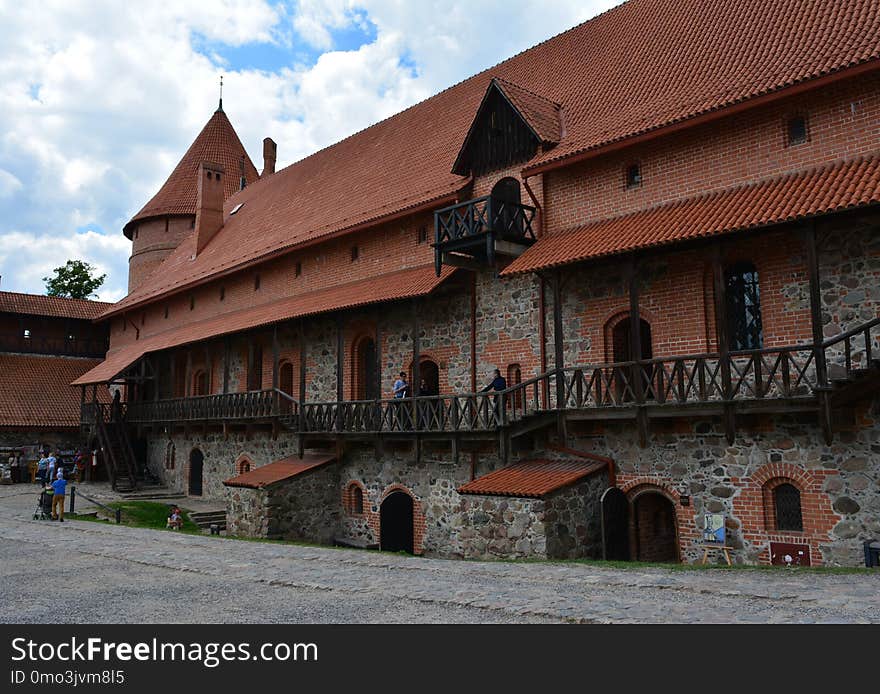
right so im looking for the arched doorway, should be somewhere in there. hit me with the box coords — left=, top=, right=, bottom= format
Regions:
left=354, top=337, right=378, bottom=400
left=491, top=177, right=522, bottom=239
left=380, top=491, right=414, bottom=554
left=601, top=487, right=630, bottom=560
left=632, top=491, right=678, bottom=562
left=414, top=358, right=439, bottom=396
left=279, top=361, right=294, bottom=413
left=188, top=448, right=204, bottom=496
left=611, top=315, right=654, bottom=400
left=193, top=369, right=208, bottom=396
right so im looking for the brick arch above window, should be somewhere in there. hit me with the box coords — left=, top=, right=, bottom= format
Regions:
left=234, top=453, right=255, bottom=475
left=344, top=480, right=366, bottom=515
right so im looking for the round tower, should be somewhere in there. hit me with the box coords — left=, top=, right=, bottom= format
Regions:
left=123, top=106, right=260, bottom=293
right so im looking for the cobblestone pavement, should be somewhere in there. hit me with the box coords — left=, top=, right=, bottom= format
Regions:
left=0, top=489, right=877, bottom=623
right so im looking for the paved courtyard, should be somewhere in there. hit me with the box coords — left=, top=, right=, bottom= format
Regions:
left=0, top=487, right=877, bottom=624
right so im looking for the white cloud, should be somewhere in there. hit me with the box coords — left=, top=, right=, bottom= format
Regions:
left=0, top=0, right=619, bottom=301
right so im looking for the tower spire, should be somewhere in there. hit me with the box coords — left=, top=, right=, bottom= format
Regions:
left=217, top=75, right=224, bottom=112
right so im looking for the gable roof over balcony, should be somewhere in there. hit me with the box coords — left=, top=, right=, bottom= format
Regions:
left=108, top=0, right=880, bottom=315
left=123, top=108, right=259, bottom=238
left=451, top=78, right=561, bottom=175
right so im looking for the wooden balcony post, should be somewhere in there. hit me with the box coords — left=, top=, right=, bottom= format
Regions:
left=272, top=324, right=280, bottom=415
left=298, top=320, right=307, bottom=455
left=552, top=269, right=567, bottom=442
left=169, top=351, right=176, bottom=398
left=336, top=314, right=344, bottom=432
left=712, top=241, right=735, bottom=444
left=626, top=258, right=648, bottom=447
left=222, top=337, right=230, bottom=394
left=185, top=350, right=192, bottom=398
left=412, top=298, right=421, bottom=431
left=375, top=321, right=383, bottom=402
left=804, top=220, right=832, bottom=444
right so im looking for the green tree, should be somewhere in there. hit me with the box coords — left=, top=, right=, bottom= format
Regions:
left=43, top=260, right=106, bottom=299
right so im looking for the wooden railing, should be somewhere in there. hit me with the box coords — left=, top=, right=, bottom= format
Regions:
left=0, top=333, right=107, bottom=358
left=125, top=389, right=284, bottom=424
left=82, top=324, right=880, bottom=435
left=434, top=195, right=537, bottom=245
left=301, top=392, right=503, bottom=434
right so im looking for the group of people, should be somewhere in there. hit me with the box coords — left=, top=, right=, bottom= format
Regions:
left=389, top=368, right=508, bottom=429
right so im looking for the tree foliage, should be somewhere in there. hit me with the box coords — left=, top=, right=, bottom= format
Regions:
left=43, top=260, right=106, bottom=299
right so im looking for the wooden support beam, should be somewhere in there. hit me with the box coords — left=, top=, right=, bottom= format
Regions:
left=552, top=270, right=566, bottom=443
left=375, top=320, right=383, bottom=400
left=336, top=315, right=344, bottom=403
left=626, top=258, right=649, bottom=447
left=246, top=339, right=255, bottom=392
left=441, top=253, right=485, bottom=272
left=712, top=242, right=735, bottom=445
left=184, top=351, right=192, bottom=398
left=804, top=221, right=833, bottom=444
left=223, top=337, right=230, bottom=394
left=169, top=351, right=176, bottom=399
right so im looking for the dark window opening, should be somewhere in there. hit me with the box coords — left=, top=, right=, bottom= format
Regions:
left=774, top=483, right=804, bottom=531
left=626, top=163, right=642, bottom=189
left=351, top=245, right=359, bottom=262
left=294, top=262, right=302, bottom=278
left=219, top=287, right=225, bottom=301
left=140, top=313, right=145, bottom=325
left=254, top=274, right=261, bottom=291
left=164, top=305, right=169, bottom=319
left=725, top=262, right=763, bottom=350
left=190, top=219, right=195, bottom=229
left=248, top=345, right=263, bottom=391
left=348, top=485, right=364, bottom=515
left=787, top=115, right=808, bottom=146
left=417, top=226, right=427, bottom=244
left=189, top=296, right=195, bottom=311
left=164, top=219, right=169, bottom=233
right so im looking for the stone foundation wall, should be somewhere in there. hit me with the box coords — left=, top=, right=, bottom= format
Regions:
left=567, top=400, right=880, bottom=566
left=226, top=486, right=269, bottom=537
left=264, top=463, right=340, bottom=542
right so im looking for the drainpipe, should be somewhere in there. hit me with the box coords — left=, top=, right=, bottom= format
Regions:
left=522, top=174, right=543, bottom=238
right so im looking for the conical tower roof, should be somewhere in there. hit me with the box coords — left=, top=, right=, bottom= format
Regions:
left=123, top=108, right=259, bottom=238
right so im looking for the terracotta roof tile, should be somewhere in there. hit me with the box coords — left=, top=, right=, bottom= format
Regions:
left=502, top=153, right=880, bottom=276
left=0, top=354, right=111, bottom=428
left=108, top=0, right=880, bottom=315
left=0, top=291, right=112, bottom=321
left=74, top=264, right=455, bottom=385
left=458, top=458, right=607, bottom=498
left=223, top=453, right=336, bottom=489
left=493, top=78, right=561, bottom=144
left=124, top=109, right=259, bottom=237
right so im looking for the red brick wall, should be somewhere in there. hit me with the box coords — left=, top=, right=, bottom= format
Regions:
left=544, top=72, right=880, bottom=233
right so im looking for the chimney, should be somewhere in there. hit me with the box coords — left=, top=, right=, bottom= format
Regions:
left=262, top=137, right=277, bottom=177
left=195, top=162, right=225, bottom=255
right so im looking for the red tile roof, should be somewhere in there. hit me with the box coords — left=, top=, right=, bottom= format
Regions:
left=0, top=354, right=111, bottom=428
left=493, top=78, right=561, bottom=144
left=124, top=109, right=259, bottom=238
left=73, top=264, right=455, bottom=385
left=107, top=0, right=880, bottom=316
left=458, top=458, right=607, bottom=498
left=223, top=453, right=336, bottom=489
left=0, top=291, right=112, bottom=320
left=502, top=153, right=880, bottom=276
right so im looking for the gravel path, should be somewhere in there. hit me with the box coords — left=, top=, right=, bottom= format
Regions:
left=1, top=489, right=877, bottom=623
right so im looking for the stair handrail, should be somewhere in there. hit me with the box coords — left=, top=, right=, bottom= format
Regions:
left=821, top=316, right=880, bottom=348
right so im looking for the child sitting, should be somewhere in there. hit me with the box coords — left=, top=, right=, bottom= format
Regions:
left=166, top=506, right=183, bottom=530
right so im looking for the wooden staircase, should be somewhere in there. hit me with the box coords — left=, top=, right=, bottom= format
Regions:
left=94, top=410, right=139, bottom=492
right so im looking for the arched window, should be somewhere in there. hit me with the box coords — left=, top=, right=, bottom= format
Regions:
left=773, top=483, right=803, bottom=532
left=491, top=177, right=523, bottom=238
left=238, top=460, right=251, bottom=475
left=725, top=262, right=763, bottom=350
left=165, top=443, right=175, bottom=470
left=345, top=483, right=364, bottom=515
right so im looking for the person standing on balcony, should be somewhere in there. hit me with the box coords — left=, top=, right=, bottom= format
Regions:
left=392, top=372, right=410, bottom=430
left=481, top=369, right=507, bottom=393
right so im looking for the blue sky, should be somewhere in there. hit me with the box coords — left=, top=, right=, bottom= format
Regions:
left=0, top=0, right=618, bottom=302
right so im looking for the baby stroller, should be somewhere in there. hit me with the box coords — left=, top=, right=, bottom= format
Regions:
left=33, top=488, right=53, bottom=520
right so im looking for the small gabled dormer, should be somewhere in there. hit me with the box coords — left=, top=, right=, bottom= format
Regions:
left=436, top=78, right=559, bottom=275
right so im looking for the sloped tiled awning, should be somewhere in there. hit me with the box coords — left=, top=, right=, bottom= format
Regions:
left=223, top=454, right=336, bottom=489
left=458, top=458, right=608, bottom=498
left=0, top=354, right=111, bottom=428
left=73, top=264, right=456, bottom=385
left=503, top=153, right=880, bottom=276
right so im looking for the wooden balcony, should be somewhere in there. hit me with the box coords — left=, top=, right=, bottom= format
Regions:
left=434, top=195, right=536, bottom=274
left=82, top=319, right=880, bottom=446
left=0, top=332, right=108, bottom=358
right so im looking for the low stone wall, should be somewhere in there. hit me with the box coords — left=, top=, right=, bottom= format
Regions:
left=227, top=486, right=269, bottom=537
left=264, top=463, right=340, bottom=543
